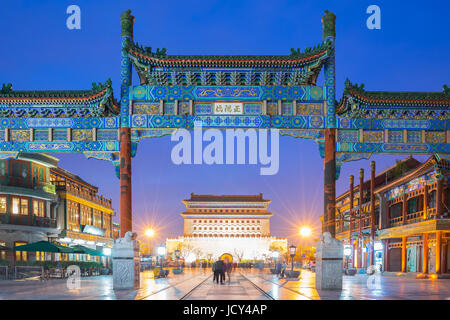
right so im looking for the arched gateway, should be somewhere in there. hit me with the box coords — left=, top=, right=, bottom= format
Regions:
left=0, top=10, right=448, bottom=290
left=220, top=253, right=233, bottom=263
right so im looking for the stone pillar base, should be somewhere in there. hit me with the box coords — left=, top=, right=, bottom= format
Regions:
left=315, top=232, right=343, bottom=290
left=112, top=231, right=141, bottom=290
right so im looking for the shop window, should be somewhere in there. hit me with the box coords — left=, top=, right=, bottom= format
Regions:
left=39, top=167, right=44, bottom=182
left=0, top=241, right=6, bottom=260
left=33, top=200, right=45, bottom=217
left=407, top=197, right=418, bottom=214
left=429, top=190, right=436, bottom=209
left=21, top=164, right=28, bottom=179
left=12, top=162, right=20, bottom=177
left=0, top=160, right=6, bottom=175
left=15, top=241, right=28, bottom=261
left=0, top=196, right=6, bottom=214
left=20, top=198, right=29, bottom=215
left=36, top=251, right=45, bottom=261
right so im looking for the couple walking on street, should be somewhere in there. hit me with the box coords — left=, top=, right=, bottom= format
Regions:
left=212, top=258, right=233, bottom=284
left=275, top=261, right=287, bottom=278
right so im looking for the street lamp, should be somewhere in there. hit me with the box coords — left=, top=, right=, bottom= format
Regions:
left=144, top=228, right=155, bottom=260
left=175, top=249, right=180, bottom=268
left=145, top=228, right=155, bottom=238
left=289, top=245, right=297, bottom=271
left=299, top=226, right=312, bottom=238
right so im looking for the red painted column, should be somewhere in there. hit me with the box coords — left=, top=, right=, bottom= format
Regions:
left=402, top=192, right=408, bottom=225
left=423, top=184, right=428, bottom=220
left=436, top=231, right=441, bottom=274
left=401, top=236, right=407, bottom=273
left=443, top=241, right=448, bottom=274
left=120, top=127, right=132, bottom=237
left=358, top=169, right=364, bottom=268
left=370, top=161, right=376, bottom=266
left=349, top=175, right=354, bottom=267
left=323, top=128, right=336, bottom=237
left=423, top=233, right=429, bottom=274
left=384, top=239, right=390, bottom=272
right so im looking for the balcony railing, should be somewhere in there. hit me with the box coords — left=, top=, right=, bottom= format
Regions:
left=0, top=213, right=57, bottom=229
left=390, top=216, right=403, bottom=227
left=53, top=182, right=112, bottom=209
left=0, top=179, right=56, bottom=194
left=406, top=211, right=423, bottom=224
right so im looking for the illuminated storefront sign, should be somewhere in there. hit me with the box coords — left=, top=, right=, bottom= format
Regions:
left=82, top=225, right=105, bottom=237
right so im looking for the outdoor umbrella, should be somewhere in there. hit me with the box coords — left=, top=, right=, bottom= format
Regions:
left=14, top=241, right=74, bottom=253
left=70, top=245, right=103, bottom=256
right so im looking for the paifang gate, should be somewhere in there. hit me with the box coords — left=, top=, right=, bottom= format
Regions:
left=0, top=10, right=449, bottom=243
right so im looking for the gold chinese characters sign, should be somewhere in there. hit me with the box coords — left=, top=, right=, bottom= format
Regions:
left=213, top=103, right=243, bottom=115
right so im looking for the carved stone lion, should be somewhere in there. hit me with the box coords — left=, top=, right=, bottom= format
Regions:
left=319, top=232, right=340, bottom=246
left=115, top=231, right=137, bottom=246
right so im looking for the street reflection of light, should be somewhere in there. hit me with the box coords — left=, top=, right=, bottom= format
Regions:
left=271, top=283, right=279, bottom=299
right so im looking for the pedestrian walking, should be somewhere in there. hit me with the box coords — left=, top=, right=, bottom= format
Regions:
left=280, top=261, right=287, bottom=278
left=212, top=261, right=219, bottom=283
left=275, top=261, right=282, bottom=277
left=225, top=259, right=233, bottom=283
left=217, top=259, right=225, bottom=284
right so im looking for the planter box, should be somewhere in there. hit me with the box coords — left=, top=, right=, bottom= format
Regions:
left=284, top=270, right=300, bottom=279
left=172, top=268, right=184, bottom=275
left=345, top=268, right=357, bottom=276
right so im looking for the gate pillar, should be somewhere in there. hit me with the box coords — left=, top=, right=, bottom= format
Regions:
left=323, top=128, right=336, bottom=237
left=119, top=10, right=134, bottom=236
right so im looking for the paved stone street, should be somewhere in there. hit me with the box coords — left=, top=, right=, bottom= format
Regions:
left=0, top=268, right=449, bottom=300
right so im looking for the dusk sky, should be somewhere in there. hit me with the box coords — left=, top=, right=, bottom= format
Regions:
left=1, top=1, right=448, bottom=246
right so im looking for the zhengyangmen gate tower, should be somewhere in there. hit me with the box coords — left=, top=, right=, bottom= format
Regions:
left=0, top=10, right=448, bottom=288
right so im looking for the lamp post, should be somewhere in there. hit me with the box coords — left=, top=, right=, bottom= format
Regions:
left=175, top=249, right=180, bottom=268
left=289, top=245, right=297, bottom=271
left=298, top=226, right=312, bottom=267
left=144, top=228, right=155, bottom=268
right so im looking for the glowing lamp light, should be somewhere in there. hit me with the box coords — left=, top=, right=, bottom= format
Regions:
left=344, top=246, right=352, bottom=256
left=299, top=226, right=312, bottom=238
left=185, top=253, right=196, bottom=263
left=374, top=241, right=383, bottom=251
left=272, top=250, right=279, bottom=259
left=102, top=248, right=112, bottom=256
left=145, top=228, right=155, bottom=238
left=157, top=246, right=166, bottom=256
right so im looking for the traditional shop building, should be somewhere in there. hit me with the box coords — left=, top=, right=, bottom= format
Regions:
left=166, top=193, right=287, bottom=262
left=0, top=153, right=59, bottom=263
left=0, top=152, right=114, bottom=265
left=51, top=166, right=115, bottom=252
left=332, top=155, right=450, bottom=275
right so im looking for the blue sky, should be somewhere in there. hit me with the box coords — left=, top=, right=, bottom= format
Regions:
left=1, top=0, right=448, bottom=245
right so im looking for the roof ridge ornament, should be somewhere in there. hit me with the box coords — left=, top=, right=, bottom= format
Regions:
left=120, top=9, right=135, bottom=38
left=321, top=10, right=336, bottom=40
left=444, top=84, right=450, bottom=96
left=1, top=83, right=12, bottom=94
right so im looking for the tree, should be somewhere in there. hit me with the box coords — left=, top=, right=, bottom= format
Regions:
left=205, top=252, right=214, bottom=263
left=233, top=249, right=244, bottom=262
left=269, top=243, right=288, bottom=262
